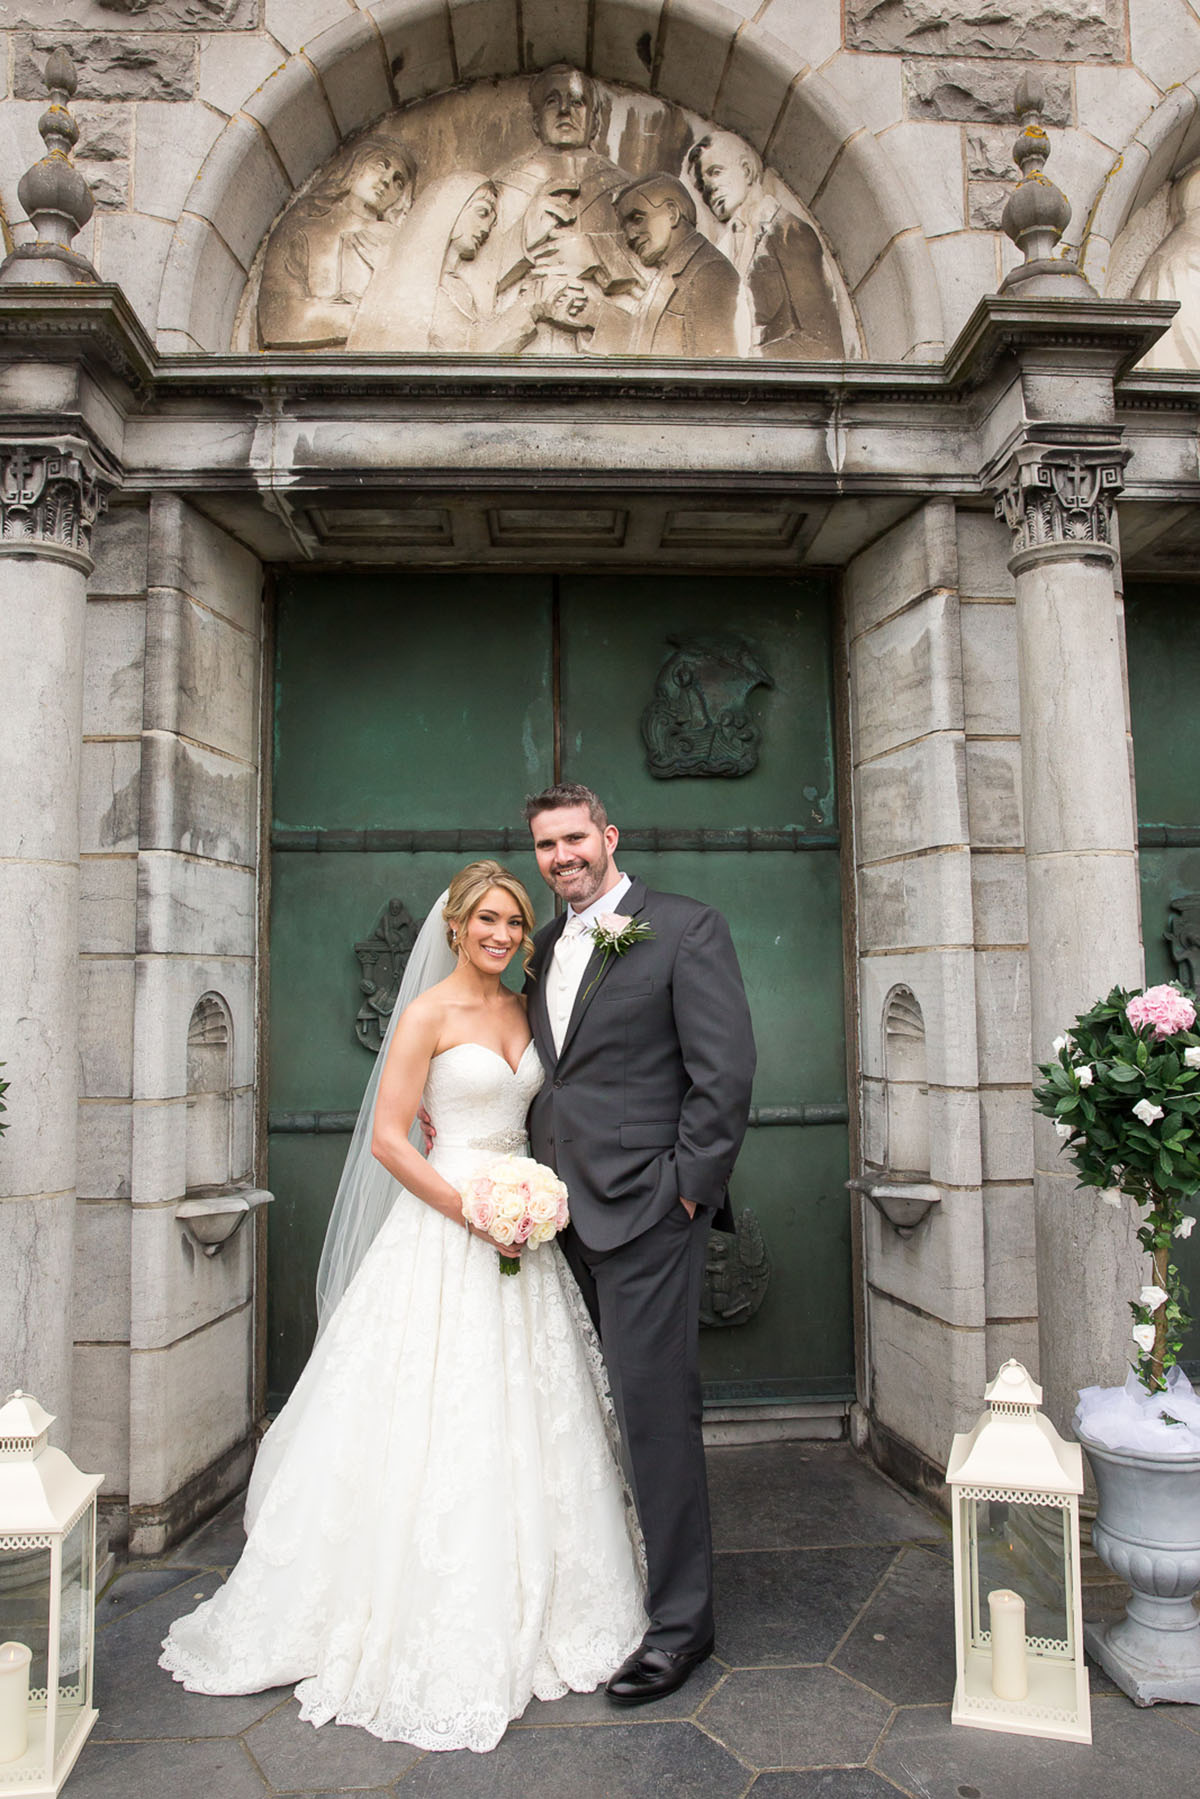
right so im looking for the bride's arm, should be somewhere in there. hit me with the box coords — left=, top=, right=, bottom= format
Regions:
left=370, top=1000, right=471, bottom=1228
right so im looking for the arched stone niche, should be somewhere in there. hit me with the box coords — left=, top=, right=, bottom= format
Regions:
left=1081, top=74, right=1200, bottom=369
left=883, top=984, right=930, bottom=1178
left=156, top=0, right=942, bottom=361
left=185, top=992, right=234, bottom=1194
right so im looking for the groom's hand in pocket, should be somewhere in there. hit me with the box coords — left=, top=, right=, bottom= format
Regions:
left=679, top=1197, right=697, bottom=1219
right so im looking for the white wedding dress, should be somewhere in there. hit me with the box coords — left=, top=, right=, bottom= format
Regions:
left=160, top=1041, right=646, bottom=1752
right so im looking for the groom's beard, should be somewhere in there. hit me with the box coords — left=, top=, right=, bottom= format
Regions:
left=546, top=848, right=613, bottom=909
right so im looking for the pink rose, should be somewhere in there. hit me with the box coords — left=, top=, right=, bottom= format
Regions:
left=468, top=1195, right=495, bottom=1232
left=1126, top=985, right=1197, bottom=1040
left=556, top=1196, right=569, bottom=1230
left=596, top=911, right=626, bottom=935
left=514, top=1213, right=534, bottom=1243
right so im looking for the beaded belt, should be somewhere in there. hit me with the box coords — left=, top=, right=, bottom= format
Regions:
left=437, top=1129, right=527, bottom=1154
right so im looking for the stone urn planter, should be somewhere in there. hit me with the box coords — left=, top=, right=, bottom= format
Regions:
left=1078, top=1430, right=1200, bottom=1705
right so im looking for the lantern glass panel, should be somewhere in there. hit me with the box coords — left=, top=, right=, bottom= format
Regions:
left=53, top=1513, right=93, bottom=1759
left=0, top=1543, right=51, bottom=1699
left=967, top=1496, right=1073, bottom=1655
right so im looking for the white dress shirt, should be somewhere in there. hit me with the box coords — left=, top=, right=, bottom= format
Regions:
left=547, top=873, right=632, bottom=1057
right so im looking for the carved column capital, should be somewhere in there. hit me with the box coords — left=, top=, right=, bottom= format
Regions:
left=990, top=440, right=1129, bottom=574
left=0, top=438, right=118, bottom=572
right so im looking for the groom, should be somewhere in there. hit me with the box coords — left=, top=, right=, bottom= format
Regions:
left=524, top=782, right=756, bottom=1704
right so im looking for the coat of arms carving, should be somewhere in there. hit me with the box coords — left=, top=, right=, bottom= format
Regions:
left=642, top=633, right=773, bottom=779
left=1167, top=892, right=1200, bottom=990
left=355, top=898, right=419, bottom=1052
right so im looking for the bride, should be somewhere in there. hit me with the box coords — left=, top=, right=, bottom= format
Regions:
left=160, top=861, right=646, bottom=1752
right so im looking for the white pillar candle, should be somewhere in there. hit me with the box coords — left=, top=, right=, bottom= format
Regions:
left=988, top=1588, right=1029, bottom=1701
left=0, top=1641, right=31, bottom=1763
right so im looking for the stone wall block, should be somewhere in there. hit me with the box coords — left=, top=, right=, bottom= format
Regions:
left=130, top=1204, right=253, bottom=1353
left=965, top=739, right=1024, bottom=848
left=144, top=588, right=258, bottom=761
left=982, top=1181, right=1038, bottom=1321
left=879, top=120, right=967, bottom=237
left=861, top=1075, right=888, bottom=1165
left=0, top=864, right=80, bottom=1194
left=311, top=11, right=394, bottom=139
left=810, top=136, right=910, bottom=288
left=974, top=947, right=1031, bottom=1084
left=970, top=852, right=1028, bottom=947
left=186, top=113, right=292, bottom=272
left=854, top=734, right=970, bottom=863
left=652, top=0, right=750, bottom=117
left=71, top=1343, right=129, bottom=1496
left=77, top=1100, right=133, bottom=1201
left=927, top=1085, right=984, bottom=1188
left=865, top=1189, right=986, bottom=1328
left=90, top=504, right=149, bottom=599
left=966, top=125, right=1014, bottom=180
left=155, top=209, right=250, bottom=350
left=926, top=227, right=1004, bottom=348
left=136, top=853, right=256, bottom=960
left=904, top=60, right=1071, bottom=125
left=767, top=69, right=857, bottom=206
left=845, top=497, right=957, bottom=639
left=968, top=181, right=1010, bottom=230
left=198, top=29, right=288, bottom=120
left=93, top=212, right=177, bottom=335
left=1130, top=0, right=1200, bottom=98
left=0, top=1194, right=77, bottom=1434
left=714, top=24, right=796, bottom=152
left=231, top=1087, right=254, bottom=1185
left=130, top=1099, right=188, bottom=1208
left=84, top=598, right=145, bottom=738
left=1074, top=64, right=1160, bottom=158
left=849, top=0, right=1122, bottom=61
left=956, top=508, right=1014, bottom=599
left=853, top=230, right=945, bottom=360
left=851, top=587, right=965, bottom=764
left=80, top=739, right=142, bottom=855
left=868, top=1292, right=988, bottom=1462
left=367, top=1, right=457, bottom=108
left=148, top=497, right=264, bottom=637
left=265, top=0, right=336, bottom=54
left=78, top=956, right=136, bottom=1101
left=240, top=51, right=339, bottom=190
left=1, top=565, right=85, bottom=863
left=138, top=733, right=257, bottom=865
left=449, top=0, right=522, bottom=82
left=960, top=603, right=1018, bottom=735
left=979, top=1086, right=1035, bottom=1183
left=859, top=947, right=980, bottom=1087
left=132, top=98, right=225, bottom=224
left=820, top=51, right=905, bottom=137
left=133, top=954, right=256, bottom=1102
left=14, top=34, right=196, bottom=103
left=858, top=847, right=975, bottom=953
left=510, top=0, right=590, bottom=71
left=74, top=1199, right=132, bottom=1343
left=985, top=1318, right=1039, bottom=1379
left=757, top=0, right=842, bottom=69
left=128, top=1303, right=252, bottom=1507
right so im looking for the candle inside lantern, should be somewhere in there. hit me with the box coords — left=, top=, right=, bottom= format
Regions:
left=988, top=1588, right=1028, bottom=1700
left=0, top=1640, right=31, bottom=1763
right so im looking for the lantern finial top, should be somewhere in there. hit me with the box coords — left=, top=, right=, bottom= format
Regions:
left=0, top=1390, right=55, bottom=1453
left=985, top=1359, right=1043, bottom=1411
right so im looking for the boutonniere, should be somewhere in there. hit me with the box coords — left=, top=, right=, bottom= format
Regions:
left=582, top=911, right=655, bottom=1000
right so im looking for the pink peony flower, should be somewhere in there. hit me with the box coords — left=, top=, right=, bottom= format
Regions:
left=1126, top=985, right=1197, bottom=1040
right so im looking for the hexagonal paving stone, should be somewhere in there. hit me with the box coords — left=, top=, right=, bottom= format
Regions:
left=244, top=1701, right=425, bottom=1790
left=63, top=1737, right=268, bottom=1799
left=715, top=1547, right=897, bottom=1667
left=392, top=1720, right=750, bottom=1797
left=707, top=1443, right=944, bottom=1554
left=166, top=1496, right=249, bottom=1569
left=832, top=1544, right=956, bottom=1705
left=514, top=1654, right=723, bottom=1726
left=699, top=1665, right=891, bottom=1770
left=748, top=1773, right=909, bottom=1797
left=874, top=1694, right=1200, bottom=1798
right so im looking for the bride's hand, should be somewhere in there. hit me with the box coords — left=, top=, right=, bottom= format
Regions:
left=418, top=1104, right=435, bottom=1154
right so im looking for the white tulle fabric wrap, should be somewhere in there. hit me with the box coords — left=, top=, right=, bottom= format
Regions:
left=1075, top=1365, right=1200, bottom=1454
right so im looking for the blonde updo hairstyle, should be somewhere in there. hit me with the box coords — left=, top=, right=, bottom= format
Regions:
left=443, top=860, right=536, bottom=971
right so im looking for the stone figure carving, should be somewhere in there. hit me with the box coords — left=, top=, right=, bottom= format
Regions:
left=699, top=1207, right=770, bottom=1328
left=687, top=132, right=843, bottom=359
left=354, top=898, right=418, bottom=1051
left=258, top=134, right=417, bottom=349
left=250, top=71, right=852, bottom=361
left=642, top=633, right=773, bottom=778
left=1167, top=893, right=1200, bottom=989
left=1134, top=165, right=1200, bottom=371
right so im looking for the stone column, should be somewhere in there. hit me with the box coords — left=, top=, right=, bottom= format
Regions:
left=992, top=441, right=1145, bottom=1432
left=0, top=439, right=113, bottom=1436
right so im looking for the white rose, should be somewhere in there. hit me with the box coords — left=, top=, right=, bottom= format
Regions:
left=1139, top=1285, right=1170, bottom=1313
left=1132, top=1323, right=1157, bottom=1353
left=1186, top=1048, right=1200, bottom=1070
left=1176, top=1216, right=1196, bottom=1240
left=1052, top=1035, right=1069, bottom=1055
left=1097, top=1188, right=1124, bottom=1208
left=1076, top=1064, right=1094, bottom=1087
left=527, top=1189, right=559, bottom=1226
left=489, top=1215, right=519, bottom=1247
left=595, top=911, right=627, bottom=936
left=1054, top=1120, right=1074, bottom=1140
left=1132, top=1099, right=1165, bottom=1126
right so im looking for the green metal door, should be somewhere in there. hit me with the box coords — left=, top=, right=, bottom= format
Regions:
left=266, top=573, right=850, bottom=1409
left=1127, top=580, right=1200, bottom=1366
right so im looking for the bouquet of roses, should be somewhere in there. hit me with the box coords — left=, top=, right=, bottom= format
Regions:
left=460, top=1154, right=569, bottom=1275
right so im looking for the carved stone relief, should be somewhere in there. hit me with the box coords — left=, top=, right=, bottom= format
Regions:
left=1131, top=166, right=1200, bottom=371
left=993, top=443, right=1126, bottom=560
left=355, top=898, right=418, bottom=1052
left=245, top=68, right=855, bottom=361
left=1167, top=893, right=1200, bottom=989
left=699, top=1207, right=770, bottom=1328
left=642, top=633, right=773, bottom=778
left=0, top=440, right=112, bottom=568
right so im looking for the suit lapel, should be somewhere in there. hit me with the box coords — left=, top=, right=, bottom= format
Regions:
left=558, top=877, right=648, bottom=1062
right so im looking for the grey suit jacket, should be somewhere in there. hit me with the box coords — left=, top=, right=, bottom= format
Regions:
left=526, top=877, right=756, bottom=1252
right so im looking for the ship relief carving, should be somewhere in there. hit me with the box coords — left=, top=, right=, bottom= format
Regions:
left=642, top=633, right=773, bottom=779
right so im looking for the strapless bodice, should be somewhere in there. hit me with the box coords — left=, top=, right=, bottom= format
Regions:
left=423, top=1039, right=544, bottom=1157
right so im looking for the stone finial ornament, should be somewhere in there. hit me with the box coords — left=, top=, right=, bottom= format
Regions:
left=999, top=74, right=1095, bottom=297
left=0, top=47, right=98, bottom=286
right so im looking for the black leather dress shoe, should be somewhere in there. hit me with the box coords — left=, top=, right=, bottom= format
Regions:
left=605, top=1636, right=715, bottom=1706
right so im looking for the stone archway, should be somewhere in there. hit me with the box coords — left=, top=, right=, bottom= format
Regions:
left=155, top=0, right=942, bottom=361
left=1078, top=72, right=1200, bottom=299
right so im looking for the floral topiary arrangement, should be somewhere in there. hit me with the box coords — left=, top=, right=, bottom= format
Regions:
left=1033, top=983, right=1200, bottom=1396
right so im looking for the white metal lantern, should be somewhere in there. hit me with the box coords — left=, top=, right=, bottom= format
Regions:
left=0, top=1393, right=103, bottom=1797
left=946, top=1359, right=1091, bottom=1745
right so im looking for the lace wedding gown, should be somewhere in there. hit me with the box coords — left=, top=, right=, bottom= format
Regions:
left=160, top=1041, right=646, bottom=1752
